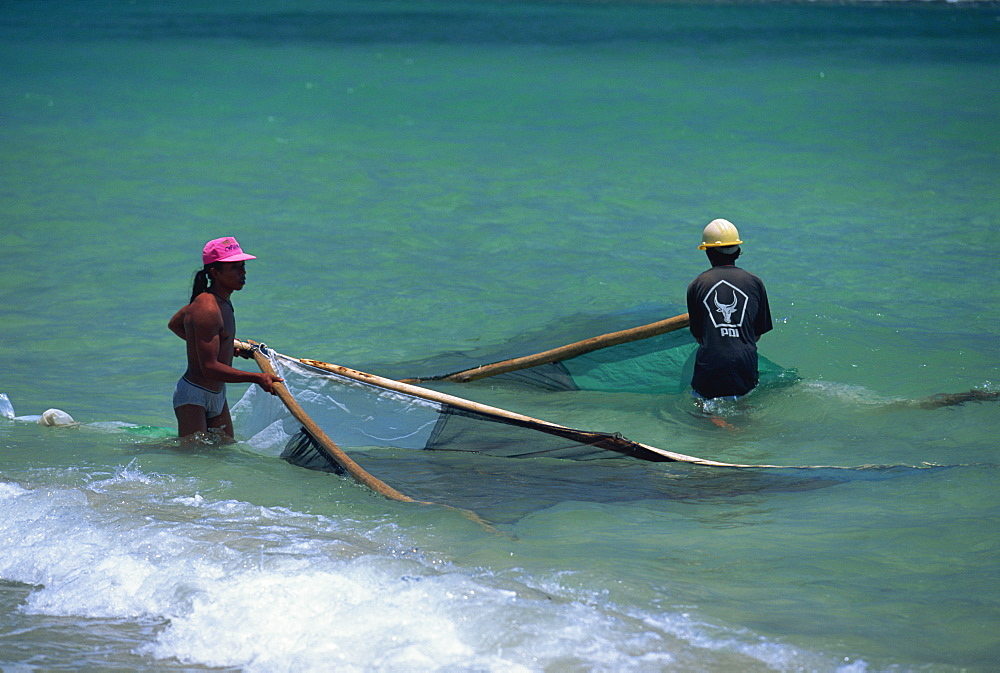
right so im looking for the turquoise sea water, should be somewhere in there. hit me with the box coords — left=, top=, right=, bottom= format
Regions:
left=2, top=1, right=999, bottom=670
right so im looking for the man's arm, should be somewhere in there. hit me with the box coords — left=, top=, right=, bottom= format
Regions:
left=753, top=281, right=773, bottom=342
left=685, top=283, right=704, bottom=344
left=168, top=306, right=187, bottom=339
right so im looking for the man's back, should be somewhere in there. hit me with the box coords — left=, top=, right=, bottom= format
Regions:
left=686, top=264, right=772, bottom=399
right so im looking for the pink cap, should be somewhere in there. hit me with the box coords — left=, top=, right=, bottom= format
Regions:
left=202, top=237, right=257, bottom=265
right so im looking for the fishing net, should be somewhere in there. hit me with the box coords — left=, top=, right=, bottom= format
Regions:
left=430, top=330, right=691, bottom=393
left=506, top=331, right=793, bottom=393
left=386, top=311, right=796, bottom=394
left=232, top=349, right=710, bottom=474
left=231, top=307, right=799, bottom=478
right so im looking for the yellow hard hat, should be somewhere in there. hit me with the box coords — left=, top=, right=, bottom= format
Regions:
left=698, top=218, right=743, bottom=250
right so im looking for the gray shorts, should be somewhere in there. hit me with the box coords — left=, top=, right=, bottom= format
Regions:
left=173, top=376, right=227, bottom=418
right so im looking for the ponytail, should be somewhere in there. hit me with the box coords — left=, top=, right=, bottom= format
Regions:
left=189, top=263, right=221, bottom=303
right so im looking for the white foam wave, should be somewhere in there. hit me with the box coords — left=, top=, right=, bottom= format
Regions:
left=0, top=465, right=850, bottom=671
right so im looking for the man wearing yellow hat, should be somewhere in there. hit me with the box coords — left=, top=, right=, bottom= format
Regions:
left=685, top=219, right=773, bottom=400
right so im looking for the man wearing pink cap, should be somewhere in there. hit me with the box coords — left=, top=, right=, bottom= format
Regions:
left=168, top=237, right=283, bottom=440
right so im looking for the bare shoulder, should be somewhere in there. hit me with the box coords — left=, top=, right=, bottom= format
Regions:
left=189, top=292, right=221, bottom=310
left=187, top=293, right=224, bottom=330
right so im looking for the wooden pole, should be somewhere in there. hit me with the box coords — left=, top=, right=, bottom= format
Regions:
left=243, top=342, right=509, bottom=533
left=402, top=313, right=690, bottom=384
left=249, top=346, right=418, bottom=503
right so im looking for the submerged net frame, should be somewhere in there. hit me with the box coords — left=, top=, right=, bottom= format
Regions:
left=230, top=306, right=992, bottom=504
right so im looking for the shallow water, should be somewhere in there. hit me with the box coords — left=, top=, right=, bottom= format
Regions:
left=2, top=1, right=999, bottom=671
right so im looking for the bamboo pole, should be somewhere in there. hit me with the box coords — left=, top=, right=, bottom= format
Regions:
left=402, top=313, right=690, bottom=384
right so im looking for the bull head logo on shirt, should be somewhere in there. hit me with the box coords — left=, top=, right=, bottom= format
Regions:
left=713, top=292, right=739, bottom=323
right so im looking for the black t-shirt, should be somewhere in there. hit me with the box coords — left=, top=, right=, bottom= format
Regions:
left=685, top=265, right=773, bottom=398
